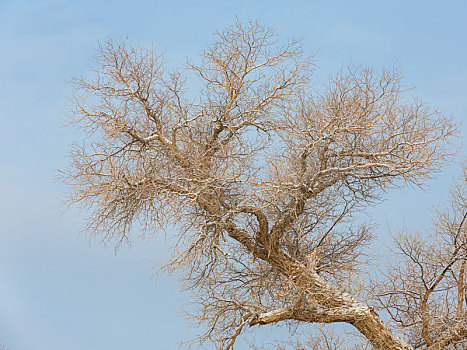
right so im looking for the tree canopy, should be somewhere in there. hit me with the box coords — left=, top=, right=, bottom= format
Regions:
left=63, top=21, right=464, bottom=349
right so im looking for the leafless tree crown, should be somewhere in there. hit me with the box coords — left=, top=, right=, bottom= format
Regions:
left=63, top=21, right=462, bottom=349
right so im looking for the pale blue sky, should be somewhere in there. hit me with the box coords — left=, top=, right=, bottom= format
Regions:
left=0, top=1, right=466, bottom=349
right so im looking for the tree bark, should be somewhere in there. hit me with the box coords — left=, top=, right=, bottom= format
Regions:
left=248, top=248, right=414, bottom=349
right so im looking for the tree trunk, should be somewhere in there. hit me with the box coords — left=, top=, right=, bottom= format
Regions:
left=268, top=253, right=414, bottom=349
left=352, top=310, right=413, bottom=349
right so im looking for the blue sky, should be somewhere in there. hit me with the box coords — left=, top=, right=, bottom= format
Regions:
left=0, top=1, right=466, bottom=349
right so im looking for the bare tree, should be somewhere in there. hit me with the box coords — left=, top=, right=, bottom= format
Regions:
left=374, top=169, right=467, bottom=349
left=62, top=21, right=460, bottom=349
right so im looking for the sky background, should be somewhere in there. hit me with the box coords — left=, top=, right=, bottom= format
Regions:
left=0, top=0, right=466, bottom=349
